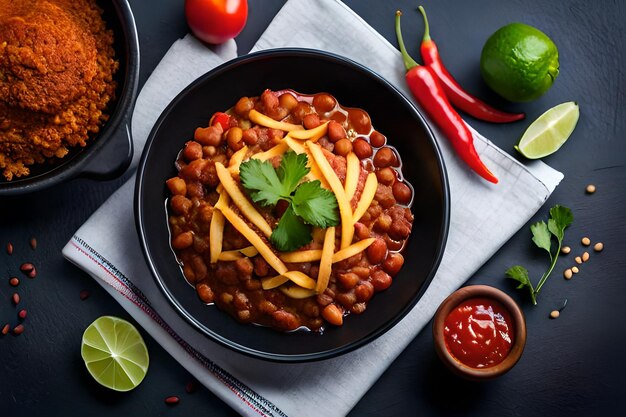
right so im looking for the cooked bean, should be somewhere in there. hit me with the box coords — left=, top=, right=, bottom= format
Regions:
left=355, top=281, right=374, bottom=302
left=259, top=300, right=277, bottom=314
left=220, top=292, right=234, bottom=304
left=354, top=222, right=370, bottom=240
left=322, top=304, right=344, bottom=326
left=316, top=293, right=333, bottom=307
left=373, top=147, right=397, bottom=168
left=383, top=252, right=404, bottom=276
left=313, top=93, right=336, bottom=113
left=234, top=96, right=254, bottom=116
left=327, top=120, right=346, bottom=142
left=370, top=130, right=386, bottom=147
left=170, top=195, right=192, bottom=215
left=336, top=292, right=357, bottom=309
left=334, top=138, right=353, bottom=156
left=279, top=93, right=298, bottom=111
left=166, top=177, right=187, bottom=196
left=183, top=141, right=203, bottom=161
left=194, top=125, right=223, bottom=146
left=172, top=231, right=193, bottom=250
left=352, top=138, right=373, bottom=159
left=238, top=310, right=252, bottom=321
left=376, top=167, right=396, bottom=186
left=392, top=181, right=412, bottom=205
left=351, top=302, right=367, bottom=315
left=233, top=292, right=250, bottom=310
left=374, top=213, right=392, bottom=233
left=227, top=128, right=244, bottom=151
left=235, top=257, right=254, bottom=278
left=196, top=283, right=214, bottom=303
left=366, top=238, right=387, bottom=265
left=272, top=310, right=300, bottom=330
left=190, top=255, right=208, bottom=281
left=371, top=270, right=392, bottom=291
left=337, top=272, right=359, bottom=289
left=303, top=113, right=321, bottom=129
left=292, top=102, right=314, bottom=123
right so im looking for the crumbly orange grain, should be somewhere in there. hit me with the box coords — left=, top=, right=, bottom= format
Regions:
left=0, top=0, right=118, bottom=180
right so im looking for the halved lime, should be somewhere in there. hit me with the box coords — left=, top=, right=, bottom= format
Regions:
left=515, top=102, right=579, bottom=159
left=81, top=316, right=149, bottom=392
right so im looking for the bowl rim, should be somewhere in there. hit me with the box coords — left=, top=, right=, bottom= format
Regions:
left=0, top=0, right=140, bottom=196
left=135, top=47, right=451, bottom=362
left=432, top=284, right=527, bottom=380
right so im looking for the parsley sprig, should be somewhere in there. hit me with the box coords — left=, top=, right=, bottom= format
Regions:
left=239, top=151, right=339, bottom=251
left=506, top=205, right=573, bottom=305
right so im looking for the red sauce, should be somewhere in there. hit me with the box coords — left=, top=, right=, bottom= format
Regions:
left=443, top=297, right=514, bottom=368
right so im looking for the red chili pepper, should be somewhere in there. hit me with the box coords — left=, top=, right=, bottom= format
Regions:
left=395, top=11, right=498, bottom=184
left=210, top=112, right=233, bottom=130
left=417, top=6, right=524, bottom=124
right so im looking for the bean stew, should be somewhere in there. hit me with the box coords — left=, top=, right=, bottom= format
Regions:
left=166, top=89, right=414, bottom=332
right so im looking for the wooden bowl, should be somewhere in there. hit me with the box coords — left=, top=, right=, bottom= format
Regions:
left=432, top=285, right=526, bottom=380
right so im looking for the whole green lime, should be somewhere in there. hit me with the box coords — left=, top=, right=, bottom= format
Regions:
left=480, top=23, right=559, bottom=102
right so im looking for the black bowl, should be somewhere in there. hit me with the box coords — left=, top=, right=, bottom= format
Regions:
left=0, top=0, right=140, bottom=197
left=135, top=49, right=450, bottom=362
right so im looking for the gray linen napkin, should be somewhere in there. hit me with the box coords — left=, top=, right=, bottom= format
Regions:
left=63, top=1, right=563, bottom=416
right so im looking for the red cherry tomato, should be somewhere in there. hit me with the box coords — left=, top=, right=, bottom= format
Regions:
left=185, top=0, right=248, bottom=44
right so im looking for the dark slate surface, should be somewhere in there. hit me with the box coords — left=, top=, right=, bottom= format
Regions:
left=1, top=0, right=625, bottom=415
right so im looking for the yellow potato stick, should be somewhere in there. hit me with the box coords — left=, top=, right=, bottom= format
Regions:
left=316, top=227, right=336, bottom=293
left=262, top=274, right=289, bottom=290
left=283, top=136, right=306, bottom=154
left=209, top=191, right=230, bottom=264
left=228, top=145, right=248, bottom=174
left=332, top=238, right=376, bottom=263
left=344, top=152, right=360, bottom=201
left=250, top=142, right=289, bottom=161
left=282, top=270, right=317, bottom=290
left=215, top=203, right=288, bottom=275
left=307, top=142, right=354, bottom=248
left=288, top=121, right=329, bottom=141
left=217, top=246, right=258, bottom=261
left=215, top=162, right=273, bottom=238
left=352, top=173, right=378, bottom=223
left=248, top=109, right=304, bottom=132
left=279, top=249, right=323, bottom=263
left=279, top=285, right=317, bottom=299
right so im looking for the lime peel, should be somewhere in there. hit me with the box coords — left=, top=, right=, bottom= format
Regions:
left=81, top=316, right=149, bottom=392
left=515, top=101, right=579, bottom=159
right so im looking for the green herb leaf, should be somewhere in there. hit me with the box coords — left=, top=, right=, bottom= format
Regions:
left=547, top=205, right=573, bottom=242
left=270, top=205, right=312, bottom=252
left=292, top=180, right=340, bottom=228
left=506, top=265, right=536, bottom=305
left=239, top=158, right=284, bottom=207
left=277, top=151, right=310, bottom=196
left=530, top=221, right=552, bottom=257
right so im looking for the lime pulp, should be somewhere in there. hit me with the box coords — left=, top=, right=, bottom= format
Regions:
left=81, top=316, right=149, bottom=392
left=515, top=102, right=579, bottom=159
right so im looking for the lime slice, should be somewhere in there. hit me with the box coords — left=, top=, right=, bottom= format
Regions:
left=515, top=102, right=579, bottom=159
left=81, top=316, right=149, bottom=392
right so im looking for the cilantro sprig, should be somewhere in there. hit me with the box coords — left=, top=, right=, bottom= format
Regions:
left=505, top=205, right=573, bottom=305
left=239, top=151, right=339, bottom=251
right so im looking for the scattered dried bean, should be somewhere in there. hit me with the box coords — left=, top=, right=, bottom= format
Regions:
left=561, top=246, right=571, bottom=255
left=585, top=184, right=596, bottom=194
left=13, top=324, right=24, bottom=335
left=594, top=242, right=604, bottom=252
left=582, top=251, right=590, bottom=262
left=6, top=242, right=13, bottom=255
left=165, top=396, right=180, bottom=405
left=581, top=237, right=591, bottom=246
left=549, top=310, right=560, bottom=319
left=571, top=266, right=579, bottom=274
left=9, top=277, right=19, bottom=287
left=29, top=238, right=37, bottom=250
left=1, top=324, right=9, bottom=335
left=563, top=269, right=573, bottom=280
left=574, top=256, right=582, bottom=264
left=12, top=293, right=20, bottom=305
left=18, top=309, right=27, bottom=320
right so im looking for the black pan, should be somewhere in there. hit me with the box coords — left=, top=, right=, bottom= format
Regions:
left=0, top=0, right=140, bottom=196
left=135, top=49, right=450, bottom=362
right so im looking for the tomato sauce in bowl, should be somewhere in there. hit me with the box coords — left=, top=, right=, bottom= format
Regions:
left=443, top=297, right=514, bottom=368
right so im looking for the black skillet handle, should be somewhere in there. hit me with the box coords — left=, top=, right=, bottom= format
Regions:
left=78, top=118, right=134, bottom=181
